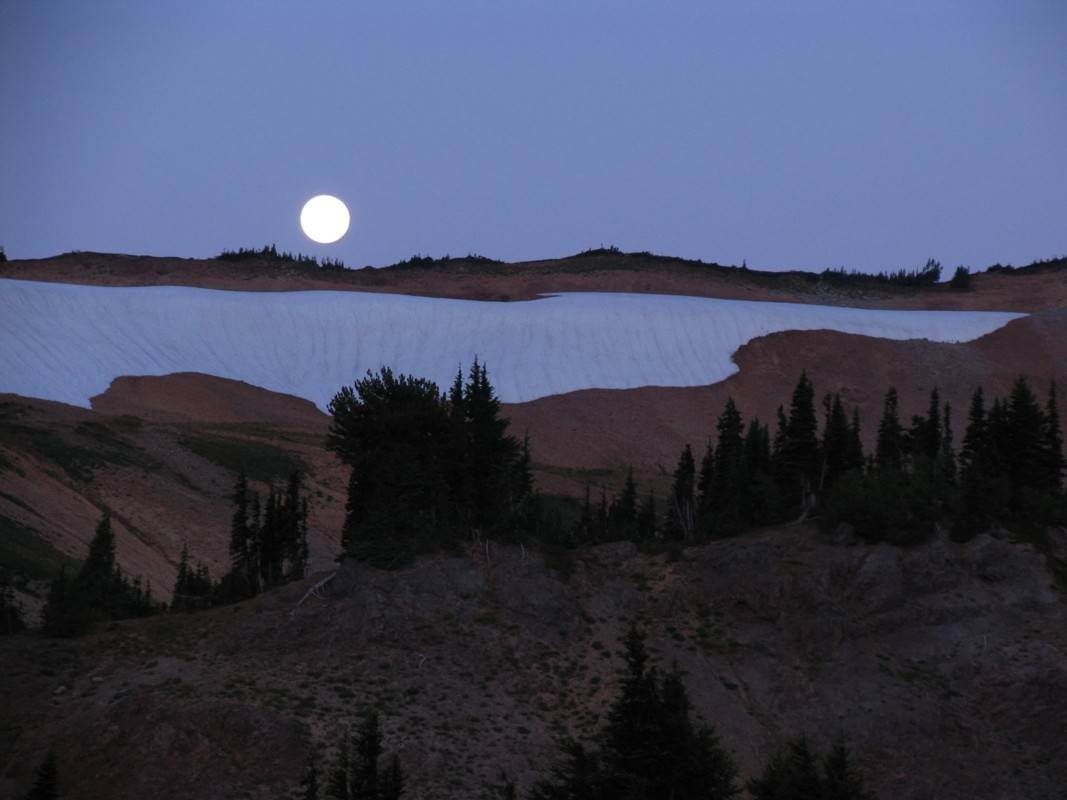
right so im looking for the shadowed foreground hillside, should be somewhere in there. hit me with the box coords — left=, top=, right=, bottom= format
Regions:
left=2, top=526, right=1065, bottom=798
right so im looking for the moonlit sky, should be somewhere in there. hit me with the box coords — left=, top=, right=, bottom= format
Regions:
left=1, top=2, right=1065, bottom=272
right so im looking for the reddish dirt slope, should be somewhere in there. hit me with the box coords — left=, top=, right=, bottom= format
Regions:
left=503, top=309, right=1067, bottom=496
left=3, top=308, right=1064, bottom=601
left=3, top=250, right=1066, bottom=310
left=0, top=383, right=346, bottom=602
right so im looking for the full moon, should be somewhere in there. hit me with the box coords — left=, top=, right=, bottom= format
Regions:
left=299, top=195, right=350, bottom=244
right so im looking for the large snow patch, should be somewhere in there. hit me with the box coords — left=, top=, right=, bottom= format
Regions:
left=0, top=281, right=1024, bottom=408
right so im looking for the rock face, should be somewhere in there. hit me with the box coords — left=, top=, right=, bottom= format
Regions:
left=2, top=526, right=1064, bottom=799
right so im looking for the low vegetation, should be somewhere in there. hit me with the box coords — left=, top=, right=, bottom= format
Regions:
left=217, top=243, right=346, bottom=271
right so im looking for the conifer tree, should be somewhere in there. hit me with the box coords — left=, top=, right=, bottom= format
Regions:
left=918, top=387, right=942, bottom=460
left=530, top=740, right=601, bottom=800
left=76, top=510, right=119, bottom=616
left=171, top=544, right=192, bottom=612
left=777, top=372, right=820, bottom=511
left=959, top=387, right=985, bottom=479
left=535, top=626, right=739, bottom=799
left=23, top=750, right=58, bottom=800
left=327, top=727, right=350, bottom=800
left=352, top=711, right=383, bottom=800
left=940, top=402, right=957, bottom=486
left=1005, top=377, right=1047, bottom=511
left=875, top=388, right=904, bottom=471
left=712, top=398, right=746, bottom=534
left=822, top=738, right=875, bottom=800
left=747, top=737, right=822, bottom=800
left=665, top=445, right=696, bottom=540
left=695, top=440, right=715, bottom=535
left=845, top=409, right=865, bottom=472
left=820, top=393, right=851, bottom=493
left=229, top=472, right=252, bottom=592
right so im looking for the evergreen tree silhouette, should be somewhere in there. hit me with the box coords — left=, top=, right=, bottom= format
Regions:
left=875, top=388, right=904, bottom=471
left=822, top=738, right=876, bottom=800
left=665, top=446, right=696, bottom=540
left=712, top=399, right=745, bottom=534
left=352, top=711, right=383, bottom=800
left=820, top=393, right=851, bottom=493
left=23, top=750, right=58, bottom=800
left=695, top=440, right=715, bottom=535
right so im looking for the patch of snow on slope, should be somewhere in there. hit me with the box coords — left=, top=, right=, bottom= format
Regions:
left=0, top=281, right=1025, bottom=408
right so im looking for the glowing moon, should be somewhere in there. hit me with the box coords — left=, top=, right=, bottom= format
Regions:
left=299, top=195, right=350, bottom=244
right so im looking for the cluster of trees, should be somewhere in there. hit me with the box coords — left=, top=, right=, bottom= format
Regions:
left=650, top=374, right=1063, bottom=547
left=387, top=252, right=500, bottom=269
left=217, top=244, right=346, bottom=271
left=949, top=265, right=971, bottom=290
left=41, top=512, right=160, bottom=637
left=326, top=363, right=532, bottom=566
left=301, top=711, right=405, bottom=800
left=532, top=627, right=875, bottom=800
left=171, top=471, right=311, bottom=610
left=819, top=258, right=942, bottom=288
left=748, top=738, right=875, bottom=800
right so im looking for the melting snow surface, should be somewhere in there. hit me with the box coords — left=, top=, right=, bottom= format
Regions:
left=0, top=280, right=1024, bottom=408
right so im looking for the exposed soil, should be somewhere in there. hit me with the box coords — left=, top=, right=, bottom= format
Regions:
left=3, top=250, right=1066, bottom=311
left=2, top=308, right=1064, bottom=602
left=1, top=528, right=1064, bottom=799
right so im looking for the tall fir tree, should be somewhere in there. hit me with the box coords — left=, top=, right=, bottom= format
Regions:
left=665, top=446, right=696, bottom=540
left=327, top=727, right=350, bottom=800
left=875, top=388, right=904, bottom=471
left=23, top=750, right=58, bottom=800
left=845, top=408, right=865, bottom=472
left=940, top=402, right=957, bottom=486
left=777, top=372, right=821, bottom=512
left=352, top=711, right=383, bottom=800
left=747, top=737, right=823, bottom=800
left=822, top=738, right=876, bottom=800
left=1005, top=377, right=1047, bottom=512
left=820, top=393, right=851, bottom=493
left=711, top=398, right=746, bottom=535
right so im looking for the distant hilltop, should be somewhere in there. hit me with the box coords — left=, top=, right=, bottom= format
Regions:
left=0, top=247, right=1065, bottom=312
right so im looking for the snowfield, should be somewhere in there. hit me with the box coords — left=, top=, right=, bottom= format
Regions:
left=0, top=280, right=1025, bottom=408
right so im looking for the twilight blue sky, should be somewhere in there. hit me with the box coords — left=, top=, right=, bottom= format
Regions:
left=1, top=1, right=1065, bottom=272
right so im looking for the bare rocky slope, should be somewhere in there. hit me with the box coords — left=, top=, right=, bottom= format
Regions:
left=2, top=526, right=1065, bottom=799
